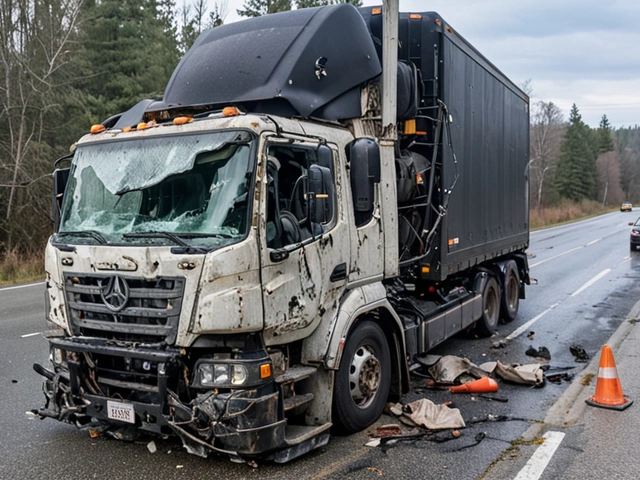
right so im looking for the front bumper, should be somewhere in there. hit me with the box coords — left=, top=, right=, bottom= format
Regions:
left=33, top=337, right=287, bottom=460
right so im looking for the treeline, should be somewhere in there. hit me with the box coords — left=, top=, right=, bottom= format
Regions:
left=0, top=0, right=637, bottom=258
left=530, top=101, right=640, bottom=211
left=0, top=0, right=362, bottom=256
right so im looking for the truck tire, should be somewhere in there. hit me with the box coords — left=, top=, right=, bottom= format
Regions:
left=500, top=261, right=520, bottom=323
left=333, top=321, right=391, bottom=434
left=476, top=276, right=500, bottom=336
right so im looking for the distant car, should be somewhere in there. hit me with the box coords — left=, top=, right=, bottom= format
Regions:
left=630, top=218, right=640, bottom=250
left=621, top=202, right=633, bottom=212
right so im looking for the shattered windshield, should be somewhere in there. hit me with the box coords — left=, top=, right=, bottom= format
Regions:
left=57, top=131, right=255, bottom=249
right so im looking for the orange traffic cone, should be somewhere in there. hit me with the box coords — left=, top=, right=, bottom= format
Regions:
left=585, top=345, right=633, bottom=411
left=450, top=377, right=498, bottom=393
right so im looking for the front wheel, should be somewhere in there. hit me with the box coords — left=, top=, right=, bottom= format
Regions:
left=333, top=321, right=391, bottom=434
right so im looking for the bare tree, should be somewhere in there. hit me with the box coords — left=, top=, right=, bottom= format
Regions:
left=529, top=101, right=564, bottom=208
left=0, top=0, right=83, bottom=251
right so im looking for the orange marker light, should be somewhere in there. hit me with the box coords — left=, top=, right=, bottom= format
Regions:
left=173, top=116, right=194, bottom=125
left=122, top=126, right=132, bottom=132
left=409, top=14, right=422, bottom=19
left=260, top=363, right=272, bottom=379
left=90, top=124, right=105, bottom=134
left=137, top=122, right=148, bottom=130
left=372, top=7, right=381, bottom=15
left=404, top=119, right=416, bottom=135
left=421, top=266, right=430, bottom=274
left=222, top=106, right=240, bottom=117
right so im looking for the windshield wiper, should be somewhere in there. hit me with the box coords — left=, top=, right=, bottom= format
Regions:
left=122, top=232, right=189, bottom=246
left=57, top=230, right=107, bottom=244
left=177, top=232, right=235, bottom=239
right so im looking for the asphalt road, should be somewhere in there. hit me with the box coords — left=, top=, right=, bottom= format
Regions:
left=1, top=210, right=639, bottom=480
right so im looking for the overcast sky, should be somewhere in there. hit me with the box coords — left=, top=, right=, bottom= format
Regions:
left=217, top=0, right=640, bottom=128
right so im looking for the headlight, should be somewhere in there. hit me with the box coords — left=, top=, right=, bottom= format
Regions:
left=196, top=360, right=270, bottom=388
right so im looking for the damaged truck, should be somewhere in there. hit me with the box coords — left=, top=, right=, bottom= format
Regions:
left=34, top=2, right=530, bottom=463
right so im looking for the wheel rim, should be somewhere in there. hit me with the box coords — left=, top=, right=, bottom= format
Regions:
left=348, top=345, right=381, bottom=409
left=507, top=273, right=518, bottom=309
left=485, top=285, right=499, bottom=326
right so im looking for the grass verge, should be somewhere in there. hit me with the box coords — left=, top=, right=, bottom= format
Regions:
left=0, top=249, right=45, bottom=287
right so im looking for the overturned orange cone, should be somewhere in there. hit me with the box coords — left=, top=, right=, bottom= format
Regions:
left=586, top=345, right=633, bottom=411
left=450, top=377, right=498, bottom=393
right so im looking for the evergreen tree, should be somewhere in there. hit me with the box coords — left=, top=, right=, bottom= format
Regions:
left=598, top=114, right=614, bottom=154
left=77, top=0, right=181, bottom=122
left=237, top=0, right=291, bottom=17
left=555, top=104, right=597, bottom=201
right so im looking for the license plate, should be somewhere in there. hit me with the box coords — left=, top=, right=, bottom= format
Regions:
left=107, top=400, right=135, bottom=424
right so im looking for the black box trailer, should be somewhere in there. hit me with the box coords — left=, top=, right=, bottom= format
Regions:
left=360, top=9, right=530, bottom=282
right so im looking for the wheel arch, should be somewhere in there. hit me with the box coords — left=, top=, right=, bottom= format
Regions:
left=323, top=285, right=410, bottom=399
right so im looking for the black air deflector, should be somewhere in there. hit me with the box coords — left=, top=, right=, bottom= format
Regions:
left=150, top=4, right=381, bottom=120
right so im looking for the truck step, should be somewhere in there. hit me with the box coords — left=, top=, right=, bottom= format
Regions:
left=284, top=423, right=332, bottom=445
left=283, top=393, right=314, bottom=412
left=275, top=365, right=317, bottom=384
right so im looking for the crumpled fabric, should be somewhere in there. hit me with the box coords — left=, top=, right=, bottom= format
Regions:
left=480, top=360, right=544, bottom=387
left=402, top=398, right=466, bottom=430
left=427, top=355, right=489, bottom=384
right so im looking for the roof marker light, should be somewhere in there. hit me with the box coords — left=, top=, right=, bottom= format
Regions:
left=222, top=106, right=241, bottom=117
left=372, top=7, right=381, bottom=15
left=90, top=124, right=105, bottom=134
left=173, top=116, right=194, bottom=125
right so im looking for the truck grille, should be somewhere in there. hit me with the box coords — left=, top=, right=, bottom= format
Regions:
left=64, top=273, right=185, bottom=344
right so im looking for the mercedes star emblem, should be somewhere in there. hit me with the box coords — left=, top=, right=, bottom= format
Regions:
left=99, top=275, right=130, bottom=312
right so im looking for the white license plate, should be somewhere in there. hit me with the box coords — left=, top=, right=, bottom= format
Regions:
left=107, top=400, right=135, bottom=424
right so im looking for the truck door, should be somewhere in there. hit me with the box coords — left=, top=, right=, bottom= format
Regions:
left=260, top=141, right=349, bottom=344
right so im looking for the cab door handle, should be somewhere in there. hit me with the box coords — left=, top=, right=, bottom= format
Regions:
left=330, top=263, right=347, bottom=282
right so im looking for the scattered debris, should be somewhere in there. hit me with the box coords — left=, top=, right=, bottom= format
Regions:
left=477, top=394, right=509, bottom=403
left=147, top=441, right=157, bottom=454
left=374, top=424, right=403, bottom=437
left=24, top=411, right=38, bottom=420
left=527, top=331, right=535, bottom=340
left=427, top=355, right=490, bottom=383
left=11, top=379, right=18, bottom=384
left=89, top=429, right=101, bottom=439
left=451, top=430, right=461, bottom=438
left=570, top=344, right=589, bottom=362
left=390, top=398, right=466, bottom=430
left=176, top=465, right=184, bottom=469
left=525, top=346, right=551, bottom=361
left=628, top=318, right=638, bottom=324
left=480, top=360, right=545, bottom=387
left=456, top=432, right=486, bottom=450
left=366, top=438, right=382, bottom=447
left=366, top=467, right=383, bottom=476
left=546, top=372, right=574, bottom=384
left=581, top=372, right=595, bottom=386
left=491, top=340, right=508, bottom=349
left=247, top=460, right=259, bottom=468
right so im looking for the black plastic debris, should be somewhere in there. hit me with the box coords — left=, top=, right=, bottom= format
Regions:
left=570, top=345, right=589, bottom=363
left=525, top=346, right=551, bottom=360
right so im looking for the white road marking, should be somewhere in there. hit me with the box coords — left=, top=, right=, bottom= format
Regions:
left=586, top=238, right=602, bottom=246
left=506, top=303, right=560, bottom=340
left=0, top=281, right=45, bottom=292
left=529, top=246, right=584, bottom=268
left=514, top=431, right=565, bottom=480
left=571, top=269, right=611, bottom=297
left=21, top=332, right=42, bottom=338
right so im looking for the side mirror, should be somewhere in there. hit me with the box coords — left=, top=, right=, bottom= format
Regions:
left=308, top=164, right=333, bottom=225
left=52, top=168, right=70, bottom=231
left=346, top=138, right=380, bottom=226
left=629, top=222, right=634, bottom=226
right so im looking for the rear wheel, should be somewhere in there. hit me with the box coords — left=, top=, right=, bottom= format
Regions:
left=333, top=321, right=391, bottom=434
left=475, top=275, right=500, bottom=336
left=500, top=261, right=520, bottom=323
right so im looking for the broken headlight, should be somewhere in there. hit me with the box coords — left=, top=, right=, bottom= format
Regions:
left=195, top=359, right=271, bottom=388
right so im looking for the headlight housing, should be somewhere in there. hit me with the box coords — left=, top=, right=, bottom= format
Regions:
left=195, top=359, right=271, bottom=388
